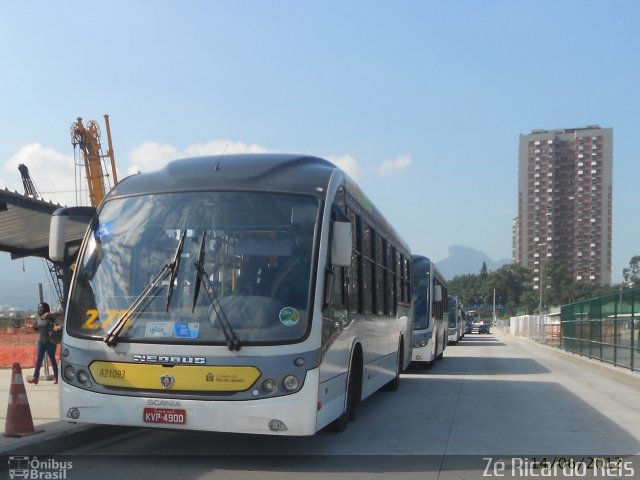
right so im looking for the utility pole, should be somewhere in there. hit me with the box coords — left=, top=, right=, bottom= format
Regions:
left=493, top=289, right=496, bottom=325
left=537, top=243, right=547, bottom=342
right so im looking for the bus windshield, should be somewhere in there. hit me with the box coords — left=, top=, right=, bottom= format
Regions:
left=412, top=274, right=430, bottom=330
left=448, top=298, right=457, bottom=327
left=67, top=191, right=319, bottom=345
left=448, top=309, right=457, bottom=328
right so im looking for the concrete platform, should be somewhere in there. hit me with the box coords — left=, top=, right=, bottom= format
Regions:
left=0, top=365, right=97, bottom=455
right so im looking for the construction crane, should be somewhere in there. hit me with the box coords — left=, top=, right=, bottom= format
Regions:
left=17, top=164, right=65, bottom=308
left=17, top=164, right=39, bottom=197
left=70, top=114, right=118, bottom=208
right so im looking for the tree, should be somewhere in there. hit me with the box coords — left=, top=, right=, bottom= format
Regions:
left=448, top=260, right=623, bottom=318
left=623, top=255, right=640, bottom=287
left=448, top=273, right=482, bottom=305
left=480, top=261, right=488, bottom=279
left=560, top=281, right=594, bottom=304
left=449, top=263, right=532, bottom=317
left=520, top=289, right=539, bottom=315
left=542, top=257, right=572, bottom=306
left=489, top=263, right=531, bottom=311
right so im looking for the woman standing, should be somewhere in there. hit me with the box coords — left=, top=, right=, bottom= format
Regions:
left=27, top=302, right=60, bottom=385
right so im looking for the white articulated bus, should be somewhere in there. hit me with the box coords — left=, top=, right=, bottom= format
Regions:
left=410, top=255, right=448, bottom=367
left=51, top=154, right=413, bottom=435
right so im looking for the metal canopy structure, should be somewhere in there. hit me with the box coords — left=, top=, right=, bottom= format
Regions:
left=0, top=188, right=91, bottom=260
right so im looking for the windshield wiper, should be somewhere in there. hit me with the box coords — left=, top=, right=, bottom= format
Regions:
left=192, top=231, right=241, bottom=351
left=166, top=230, right=186, bottom=311
left=104, top=229, right=187, bottom=347
left=191, top=231, right=206, bottom=313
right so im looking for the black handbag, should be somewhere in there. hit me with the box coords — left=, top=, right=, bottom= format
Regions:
left=48, top=318, right=63, bottom=345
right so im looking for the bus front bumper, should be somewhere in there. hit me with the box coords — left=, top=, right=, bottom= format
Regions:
left=410, top=339, right=434, bottom=363
left=59, top=368, right=320, bottom=436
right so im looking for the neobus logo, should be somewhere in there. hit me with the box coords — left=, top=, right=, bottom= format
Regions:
left=133, top=354, right=206, bottom=364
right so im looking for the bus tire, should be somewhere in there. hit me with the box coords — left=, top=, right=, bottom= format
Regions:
left=382, top=338, right=403, bottom=392
left=327, top=345, right=362, bottom=433
left=431, top=337, right=439, bottom=364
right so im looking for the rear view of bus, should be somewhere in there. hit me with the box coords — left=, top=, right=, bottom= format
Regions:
left=53, top=154, right=410, bottom=436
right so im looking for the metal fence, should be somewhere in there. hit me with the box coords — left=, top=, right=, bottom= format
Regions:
left=496, top=315, right=562, bottom=347
left=561, top=288, right=640, bottom=372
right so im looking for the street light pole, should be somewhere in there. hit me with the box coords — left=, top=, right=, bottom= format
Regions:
left=493, top=289, right=496, bottom=325
left=537, top=243, right=546, bottom=342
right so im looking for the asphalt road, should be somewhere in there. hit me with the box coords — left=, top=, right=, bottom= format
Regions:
left=9, top=329, right=640, bottom=480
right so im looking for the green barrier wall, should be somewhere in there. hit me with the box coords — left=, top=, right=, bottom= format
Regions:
left=562, top=289, right=640, bottom=371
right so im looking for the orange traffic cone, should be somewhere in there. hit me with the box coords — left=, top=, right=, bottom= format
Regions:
left=4, top=363, right=43, bottom=437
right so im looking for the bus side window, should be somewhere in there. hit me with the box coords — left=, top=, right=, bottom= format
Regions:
left=347, top=209, right=364, bottom=314
left=329, top=207, right=349, bottom=309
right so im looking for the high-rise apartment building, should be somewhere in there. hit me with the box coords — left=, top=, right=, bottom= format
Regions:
left=514, top=126, right=612, bottom=287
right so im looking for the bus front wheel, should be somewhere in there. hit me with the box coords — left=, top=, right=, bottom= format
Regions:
left=327, top=348, right=361, bottom=433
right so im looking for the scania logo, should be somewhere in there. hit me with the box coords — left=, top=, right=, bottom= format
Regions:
left=133, top=354, right=206, bottom=365
left=146, top=399, right=182, bottom=407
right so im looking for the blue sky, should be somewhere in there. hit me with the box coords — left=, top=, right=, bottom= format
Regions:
left=1, top=1, right=639, bottom=307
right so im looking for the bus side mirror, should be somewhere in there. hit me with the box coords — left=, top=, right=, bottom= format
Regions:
left=331, top=221, right=352, bottom=267
left=434, top=285, right=443, bottom=302
left=49, top=207, right=95, bottom=262
left=49, top=212, right=68, bottom=262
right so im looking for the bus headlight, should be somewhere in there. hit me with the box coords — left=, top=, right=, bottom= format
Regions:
left=261, top=378, right=277, bottom=393
left=282, top=375, right=300, bottom=391
left=63, top=365, right=76, bottom=383
left=77, top=370, right=91, bottom=385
